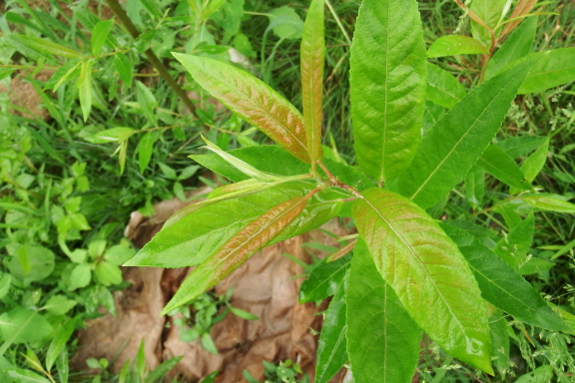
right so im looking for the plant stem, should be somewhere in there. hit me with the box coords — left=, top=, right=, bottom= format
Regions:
left=103, top=0, right=197, bottom=117
left=325, top=0, right=353, bottom=47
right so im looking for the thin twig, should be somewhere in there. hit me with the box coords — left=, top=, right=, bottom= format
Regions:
left=103, top=0, right=197, bottom=117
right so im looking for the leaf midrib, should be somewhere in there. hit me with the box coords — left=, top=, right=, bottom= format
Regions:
left=200, top=62, right=308, bottom=154
left=362, top=196, right=468, bottom=338
left=468, top=257, right=565, bottom=328
left=409, top=69, right=522, bottom=201
left=211, top=198, right=304, bottom=270
left=379, top=5, right=391, bottom=183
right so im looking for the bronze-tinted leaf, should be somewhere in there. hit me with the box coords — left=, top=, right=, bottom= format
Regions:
left=161, top=193, right=313, bottom=314
left=301, top=0, right=325, bottom=169
left=500, top=0, right=538, bottom=38
left=173, top=53, right=310, bottom=163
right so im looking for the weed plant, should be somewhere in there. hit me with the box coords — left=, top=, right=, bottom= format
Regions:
left=0, top=0, right=574, bottom=382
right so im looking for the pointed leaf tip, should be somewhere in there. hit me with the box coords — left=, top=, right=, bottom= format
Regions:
left=353, top=188, right=493, bottom=373
left=172, top=53, right=310, bottom=163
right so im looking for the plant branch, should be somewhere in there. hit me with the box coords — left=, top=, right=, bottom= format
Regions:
left=103, top=0, right=197, bottom=117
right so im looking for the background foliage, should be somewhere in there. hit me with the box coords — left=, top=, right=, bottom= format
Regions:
left=0, top=0, right=574, bottom=382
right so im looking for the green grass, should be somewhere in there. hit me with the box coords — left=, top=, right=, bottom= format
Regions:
left=1, top=0, right=575, bottom=382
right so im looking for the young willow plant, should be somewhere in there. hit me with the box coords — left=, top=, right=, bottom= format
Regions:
left=126, top=0, right=575, bottom=381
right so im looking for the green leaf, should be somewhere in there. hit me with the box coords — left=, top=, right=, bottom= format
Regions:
left=489, top=310, right=510, bottom=376
left=522, top=194, right=575, bottom=213
left=347, top=239, right=422, bottom=383
left=87, top=127, right=135, bottom=144
left=477, top=144, right=530, bottom=190
left=7, top=245, right=55, bottom=285
left=94, top=261, right=123, bottom=286
left=495, top=135, right=547, bottom=159
left=520, top=137, right=549, bottom=183
left=464, top=166, right=485, bottom=209
left=162, top=194, right=311, bottom=314
left=43, top=295, right=77, bottom=315
left=138, top=132, right=159, bottom=173
left=201, top=333, right=219, bottom=355
left=267, top=7, right=304, bottom=40
left=6, top=369, right=51, bottom=383
left=77, top=60, right=92, bottom=122
left=422, top=100, right=447, bottom=134
left=353, top=189, right=492, bottom=373
left=198, top=370, right=219, bottom=383
left=470, top=0, right=507, bottom=48
left=16, top=35, right=81, bottom=58
left=426, top=63, right=467, bottom=109
left=440, top=220, right=497, bottom=240
left=201, top=137, right=280, bottom=182
left=519, top=48, right=575, bottom=94
left=146, top=356, right=184, bottom=383
left=351, top=0, right=426, bottom=182
left=136, top=81, right=158, bottom=126
left=0, top=274, right=11, bottom=300
left=396, top=57, right=536, bottom=209
left=193, top=146, right=309, bottom=182
left=173, top=53, right=309, bottom=162
left=514, top=365, right=554, bottom=383
left=493, top=212, right=534, bottom=269
left=91, top=19, right=114, bottom=55
left=484, top=16, right=537, bottom=81
left=17, top=244, right=32, bottom=276
left=114, top=53, right=133, bottom=86
left=56, top=347, right=69, bottom=383
left=43, top=59, right=82, bottom=91
left=127, top=183, right=308, bottom=268
left=46, top=317, right=78, bottom=371
left=203, top=0, right=227, bottom=19
left=228, top=306, right=259, bottom=320
left=6, top=34, right=57, bottom=63
left=299, top=253, right=351, bottom=303
left=441, top=224, right=570, bottom=332
left=301, top=0, right=325, bottom=169
left=104, top=245, right=136, bottom=265
left=0, top=309, right=53, bottom=344
left=519, top=256, right=555, bottom=276
left=427, top=35, right=489, bottom=58
left=211, top=0, right=243, bottom=35
left=64, top=263, right=91, bottom=291
left=315, top=277, right=348, bottom=383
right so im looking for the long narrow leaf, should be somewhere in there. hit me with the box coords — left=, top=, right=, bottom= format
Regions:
left=397, top=57, right=536, bottom=209
left=351, top=0, right=427, bottom=182
left=441, top=224, right=570, bottom=332
left=17, top=35, right=81, bottom=58
left=126, top=183, right=312, bottom=268
left=477, top=145, right=530, bottom=190
left=77, top=60, right=92, bottom=122
left=426, top=63, right=467, bottom=109
left=315, top=276, right=348, bottom=383
left=485, top=16, right=537, bottom=81
left=173, top=53, right=309, bottom=162
left=301, top=0, right=325, bottom=169
left=353, top=189, right=493, bottom=373
left=500, top=0, right=538, bottom=38
left=347, top=239, right=422, bottom=383
left=162, top=193, right=313, bottom=314
left=518, top=48, right=575, bottom=94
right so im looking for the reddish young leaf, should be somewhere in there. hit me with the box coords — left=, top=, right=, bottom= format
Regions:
left=301, top=0, right=325, bottom=170
left=500, top=0, right=538, bottom=39
left=173, top=53, right=310, bottom=163
left=161, top=192, right=315, bottom=314
left=353, top=188, right=493, bottom=374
